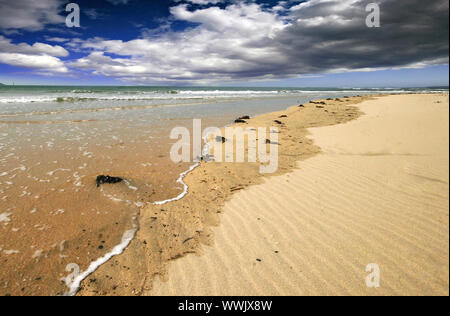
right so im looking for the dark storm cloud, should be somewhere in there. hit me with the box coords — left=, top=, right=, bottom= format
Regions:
left=0, top=0, right=64, bottom=32
left=271, top=0, right=449, bottom=75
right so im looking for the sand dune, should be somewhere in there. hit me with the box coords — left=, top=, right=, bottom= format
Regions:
left=151, top=94, right=449, bottom=296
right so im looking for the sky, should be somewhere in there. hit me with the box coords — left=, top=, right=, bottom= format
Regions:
left=0, top=0, right=448, bottom=87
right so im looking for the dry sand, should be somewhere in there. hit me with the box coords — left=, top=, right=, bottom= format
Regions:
left=151, top=94, right=449, bottom=296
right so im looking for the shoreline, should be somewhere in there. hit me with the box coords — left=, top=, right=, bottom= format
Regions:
left=152, top=93, right=449, bottom=296
left=76, top=94, right=376, bottom=295
left=0, top=90, right=377, bottom=296
left=75, top=92, right=448, bottom=296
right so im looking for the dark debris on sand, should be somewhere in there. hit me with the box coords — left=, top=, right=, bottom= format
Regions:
left=96, top=175, right=124, bottom=187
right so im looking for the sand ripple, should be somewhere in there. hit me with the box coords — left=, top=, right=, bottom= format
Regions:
left=152, top=94, right=449, bottom=296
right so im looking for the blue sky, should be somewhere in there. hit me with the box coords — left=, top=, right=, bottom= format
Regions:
left=0, top=0, right=448, bottom=87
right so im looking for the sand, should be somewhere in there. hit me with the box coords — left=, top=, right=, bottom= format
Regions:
left=77, top=94, right=365, bottom=295
left=76, top=94, right=449, bottom=296
left=150, top=94, right=449, bottom=296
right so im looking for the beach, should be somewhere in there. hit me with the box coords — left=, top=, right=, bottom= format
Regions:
left=151, top=93, right=449, bottom=296
left=76, top=93, right=449, bottom=296
left=0, top=87, right=381, bottom=296
left=1, top=91, right=448, bottom=296
left=0, top=0, right=448, bottom=299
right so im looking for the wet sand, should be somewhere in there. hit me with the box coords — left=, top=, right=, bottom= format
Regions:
left=77, top=94, right=368, bottom=295
left=0, top=121, right=192, bottom=295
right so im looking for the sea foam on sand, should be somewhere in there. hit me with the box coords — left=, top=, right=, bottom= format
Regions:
left=65, top=229, right=137, bottom=296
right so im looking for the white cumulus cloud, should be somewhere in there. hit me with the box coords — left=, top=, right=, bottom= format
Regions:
left=0, top=53, right=68, bottom=73
left=0, top=36, right=68, bottom=73
left=68, top=2, right=289, bottom=84
left=0, top=36, right=69, bottom=57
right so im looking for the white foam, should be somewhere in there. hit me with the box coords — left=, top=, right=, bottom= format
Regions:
left=177, top=90, right=280, bottom=95
left=102, top=192, right=125, bottom=203
left=64, top=229, right=136, bottom=296
left=0, top=212, right=12, bottom=223
left=153, top=163, right=200, bottom=205
left=47, top=168, right=70, bottom=176
left=134, top=202, right=145, bottom=208
left=124, top=180, right=138, bottom=191
left=53, top=209, right=65, bottom=215
left=0, top=96, right=58, bottom=103
left=3, top=249, right=19, bottom=255
left=0, top=91, right=278, bottom=104
left=73, top=172, right=83, bottom=187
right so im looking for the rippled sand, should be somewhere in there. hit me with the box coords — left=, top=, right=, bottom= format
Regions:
left=151, top=94, right=449, bottom=296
